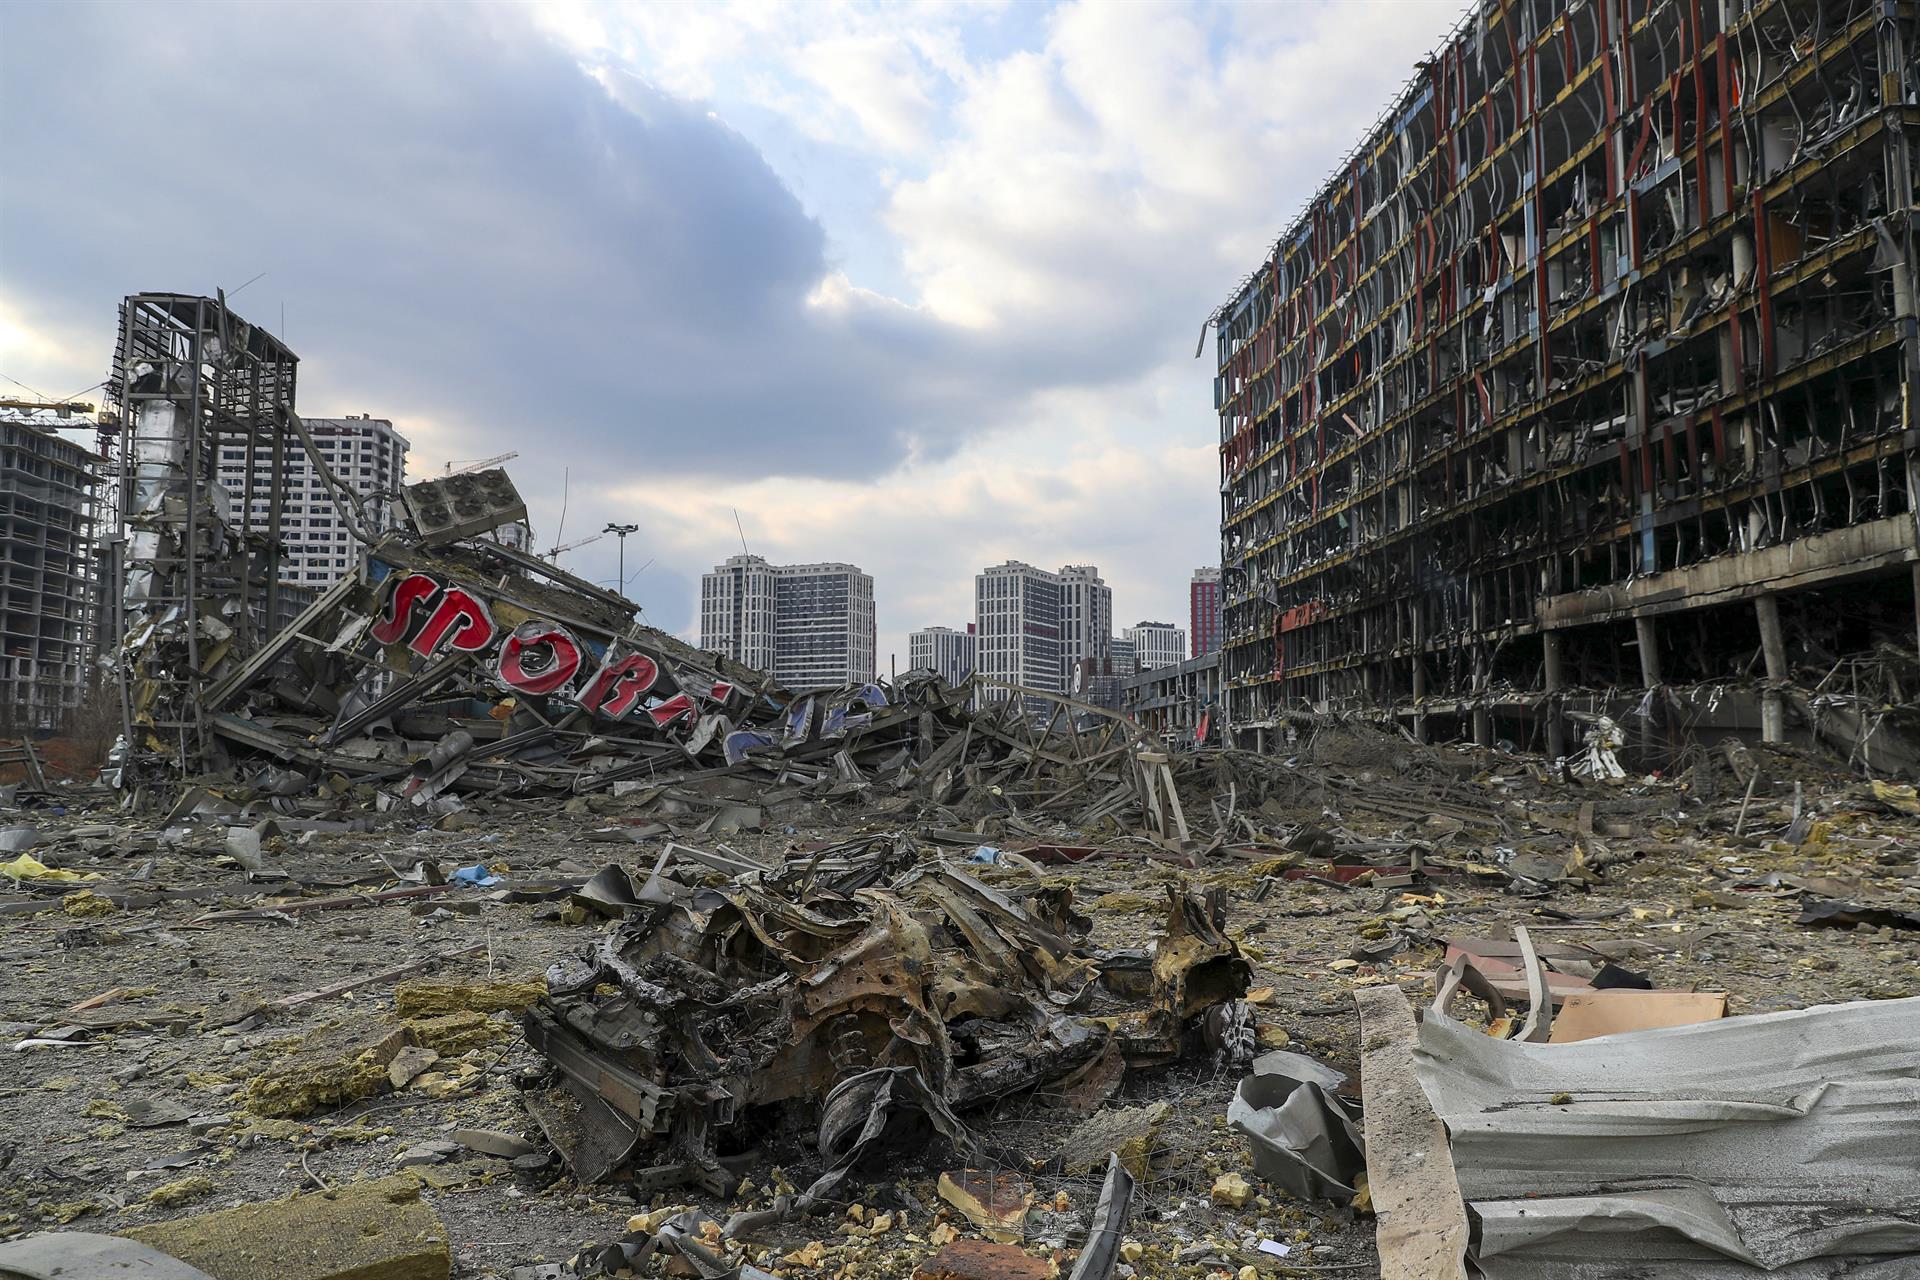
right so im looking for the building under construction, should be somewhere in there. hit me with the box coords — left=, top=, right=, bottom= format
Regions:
left=0, top=406, right=100, bottom=730
left=1214, top=0, right=1920, bottom=767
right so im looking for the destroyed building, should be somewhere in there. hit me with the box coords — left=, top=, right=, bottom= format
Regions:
left=1214, top=0, right=1920, bottom=768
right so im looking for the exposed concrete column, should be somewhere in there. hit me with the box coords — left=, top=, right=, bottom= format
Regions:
left=1755, top=592, right=1788, bottom=743
left=1472, top=645, right=1493, bottom=747
left=1542, top=630, right=1567, bottom=760
left=1410, top=606, right=1427, bottom=744
left=1633, top=615, right=1662, bottom=687
left=1912, top=563, right=1920, bottom=657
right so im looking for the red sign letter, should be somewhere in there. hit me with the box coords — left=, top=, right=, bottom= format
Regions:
left=646, top=692, right=696, bottom=727
left=370, top=573, right=441, bottom=647
left=409, top=586, right=496, bottom=657
left=579, top=652, right=660, bottom=719
left=496, top=622, right=584, bottom=696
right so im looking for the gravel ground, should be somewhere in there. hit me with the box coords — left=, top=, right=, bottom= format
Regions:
left=2, top=733, right=1915, bottom=1278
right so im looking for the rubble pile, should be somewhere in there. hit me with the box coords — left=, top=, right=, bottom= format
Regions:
left=522, top=854, right=1249, bottom=1197
left=4, top=456, right=1918, bottom=1277
left=109, top=466, right=1205, bottom=850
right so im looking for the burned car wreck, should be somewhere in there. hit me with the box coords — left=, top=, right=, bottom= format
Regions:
left=521, top=850, right=1252, bottom=1202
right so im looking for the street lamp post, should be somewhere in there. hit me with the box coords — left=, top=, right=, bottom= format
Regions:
left=603, top=523, right=639, bottom=594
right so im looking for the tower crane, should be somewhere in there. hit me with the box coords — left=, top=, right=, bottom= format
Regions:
left=443, top=451, right=518, bottom=476
left=545, top=530, right=606, bottom=563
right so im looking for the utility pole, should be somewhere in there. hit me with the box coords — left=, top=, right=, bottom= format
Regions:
left=604, top=523, right=639, bottom=593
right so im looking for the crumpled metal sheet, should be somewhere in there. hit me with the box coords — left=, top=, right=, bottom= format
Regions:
left=1226, top=1049, right=1365, bottom=1203
left=1414, top=995, right=1920, bottom=1278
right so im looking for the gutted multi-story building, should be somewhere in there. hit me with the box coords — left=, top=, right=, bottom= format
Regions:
left=1215, top=0, right=1920, bottom=763
left=701, top=554, right=874, bottom=688
left=0, top=410, right=100, bottom=730
left=909, top=624, right=976, bottom=686
left=218, top=414, right=407, bottom=588
left=975, top=561, right=1062, bottom=709
left=1190, top=566, right=1223, bottom=656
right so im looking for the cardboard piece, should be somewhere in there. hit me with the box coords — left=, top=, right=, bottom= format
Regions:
left=1546, top=990, right=1728, bottom=1044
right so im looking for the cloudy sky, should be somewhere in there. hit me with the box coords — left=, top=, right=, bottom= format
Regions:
left=1, top=0, right=1460, bottom=664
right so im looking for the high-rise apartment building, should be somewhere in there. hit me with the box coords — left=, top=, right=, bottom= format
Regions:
left=773, top=562, right=876, bottom=689
left=1111, top=634, right=1138, bottom=675
left=701, top=554, right=778, bottom=672
left=1057, top=564, right=1112, bottom=688
left=700, top=554, right=874, bottom=688
left=908, top=624, right=975, bottom=687
left=1124, top=621, right=1186, bottom=671
left=0, top=412, right=99, bottom=729
left=1190, top=566, right=1222, bottom=657
left=1214, top=0, right=1920, bottom=756
left=974, top=561, right=1062, bottom=709
left=217, top=414, right=407, bottom=588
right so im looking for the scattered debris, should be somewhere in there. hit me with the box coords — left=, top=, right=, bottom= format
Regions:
left=521, top=858, right=1248, bottom=1192
left=939, top=1170, right=1033, bottom=1243
left=913, top=1239, right=1052, bottom=1280
left=8, top=533, right=1917, bottom=1279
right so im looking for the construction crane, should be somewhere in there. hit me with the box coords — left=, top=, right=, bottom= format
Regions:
left=0, top=398, right=95, bottom=416
left=545, top=530, right=606, bottom=563
left=443, top=451, right=518, bottom=476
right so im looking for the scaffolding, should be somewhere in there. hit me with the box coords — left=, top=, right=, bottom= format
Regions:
left=1214, top=0, right=1920, bottom=760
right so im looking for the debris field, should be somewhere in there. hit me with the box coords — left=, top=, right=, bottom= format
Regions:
left=2, top=299, right=1915, bottom=1278
left=4, top=717, right=1919, bottom=1279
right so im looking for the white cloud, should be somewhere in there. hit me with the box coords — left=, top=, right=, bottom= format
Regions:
left=796, top=32, right=938, bottom=153
left=0, top=293, right=106, bottom=402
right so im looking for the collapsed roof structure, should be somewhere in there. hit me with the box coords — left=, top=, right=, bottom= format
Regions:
left=98, top=294, right=1167, bottom=827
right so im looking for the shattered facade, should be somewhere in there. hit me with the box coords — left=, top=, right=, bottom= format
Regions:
left=1215, top=0, right=1920, bottom=765
left=1122, top=651, right=1222, bottom=746
left=109, top=293, right=301, bottom=781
